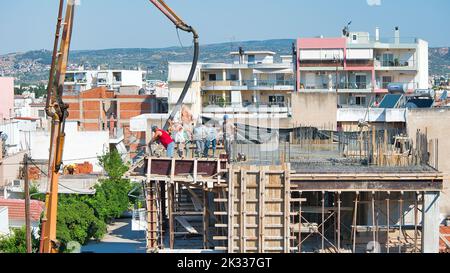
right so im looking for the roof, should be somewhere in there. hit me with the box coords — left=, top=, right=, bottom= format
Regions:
left=440, top=226, right=450, bottom=253
left=230, top=51, right=276, bottom=56
left=0, top=198, right=45, bottom=222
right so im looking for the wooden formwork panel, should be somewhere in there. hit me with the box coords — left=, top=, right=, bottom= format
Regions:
left=228, top=164, right=291, bottom=253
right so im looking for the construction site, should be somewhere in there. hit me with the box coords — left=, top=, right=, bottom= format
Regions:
left=3, top=0, right=448, bottom=256
left=127, top=124, right=444, bottom=253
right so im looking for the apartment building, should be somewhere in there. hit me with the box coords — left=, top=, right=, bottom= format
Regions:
left=168, top=51, right=295, bottom=128
left=296, top=27, right=429, bottom=108
left=0, top=77, right=14, bottom=121
left=64, top=69, right=147, bottom=93
left=63, top=86, right=165, bottom=157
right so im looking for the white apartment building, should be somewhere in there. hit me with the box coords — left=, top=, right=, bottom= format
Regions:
left=64, top=69, right=147, bottom=93
left=296, top=27, right=429, bottom=108
left=168, top=51, right=294, bottom=127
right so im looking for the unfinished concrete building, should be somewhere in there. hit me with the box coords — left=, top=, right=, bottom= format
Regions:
left=129, top=125, right=444, bottom=253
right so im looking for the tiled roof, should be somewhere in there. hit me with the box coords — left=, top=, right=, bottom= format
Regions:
left=440, top=226, right=450, bottom=253
left=0, top=198, right=45, bottom=222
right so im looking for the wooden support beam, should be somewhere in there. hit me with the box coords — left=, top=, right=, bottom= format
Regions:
left=321, top=191, right=325, bottom=252
left=372, top=192, right=376, bottom=246
left=337, top=191, right=341, bottom=252
left=284, top=163, right=291, bottom=253
left=352, top=192, right=359, bottom=253
left=258, top=168, right=266, bottom=253
left=240, top=170, right=247, bottom=252
left=386, top=192, right=390, bottom=254
left=203, top=185, right=209, bottom=249
left=227, top=166, right=234, bottom=253
left=398, top=192, right=404, bottom=253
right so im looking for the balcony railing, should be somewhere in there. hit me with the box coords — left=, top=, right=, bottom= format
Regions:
left=202, top=80, right=295, bottom=90
left=375, top=82, right=418, bottom=91
left=203, top=101, right=291, bottom=110
left=299, top=82, right=373, bottom=90
left=375, top=59, right=416, bottom=68
left=243, top=80, right=294, bottom=88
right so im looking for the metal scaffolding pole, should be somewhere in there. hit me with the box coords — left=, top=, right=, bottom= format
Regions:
left=386, top=192, right=390, bottom=254
left=352, top=192, right=359, bottom=253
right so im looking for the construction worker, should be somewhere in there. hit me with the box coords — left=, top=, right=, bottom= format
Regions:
left=204, top=122, right=218, bottom=158
left=150, top=125, right=175, bottom=158
left=193, top=120, right=207, bottom=158
left=223, top=115, right=236, bottom=163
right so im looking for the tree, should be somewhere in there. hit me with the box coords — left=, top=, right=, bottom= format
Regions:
left=99, top=150, right=128, bottom=180
left=0, top=227, right=40, bottom=253
left=56, top=196, right=106, bottom=246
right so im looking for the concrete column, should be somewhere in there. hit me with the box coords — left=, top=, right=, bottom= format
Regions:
left=116, top=100, right=121, bottom=129
left=422, top=191, right=440, bottom=253
left=222, top=70, right=227, bottom=82
left=239, top=69, right=243, bottom=86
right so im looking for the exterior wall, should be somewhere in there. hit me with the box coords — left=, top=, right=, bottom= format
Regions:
left=0, top=77, right=14, bottom=120
left=168, top=81, right=202, bottom=120
left=64, top=87, right=157, bottom=131
left=0, top=151, right=26, bottom=188
left=64, top=70, right=146, bottom=92
left=406, top=108, right=450, bottom=217
left=0, top=207, right=8, bottom=235
left=296, top=33, right=429, bottom=110
left=417, top=39, right=429, bottom=89
left=0, top=120, right=38, bottom=155
left=30, top=121, right=109, bottom=172
left=291, top=92, right=337, bottom=130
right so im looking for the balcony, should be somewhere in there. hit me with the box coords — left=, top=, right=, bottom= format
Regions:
left=299, top=82, right=373, bottom=93
left=374, top=82, right=418, bottom=93
left=243, top=80, right=294, bottom=91
left=202, top=80, right=295, bottom=91
left=202, top=102, right=291, bottom=119
left=375, top=59, right=417, bottom=70
left=201, top=80, right=244, bottom=91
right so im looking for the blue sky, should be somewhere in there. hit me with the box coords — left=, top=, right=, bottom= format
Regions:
left=0, top=0, right=449, bottom=54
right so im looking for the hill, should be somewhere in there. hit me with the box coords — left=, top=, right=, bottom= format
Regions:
left=0, top=39, right=448, bottom=85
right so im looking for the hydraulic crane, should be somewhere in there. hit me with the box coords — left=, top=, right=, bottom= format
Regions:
left=39, top=0, right=199, bottom=253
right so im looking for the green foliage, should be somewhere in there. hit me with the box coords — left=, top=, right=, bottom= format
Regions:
left=53, top=151, right=133, bottom=248
left=56, top=196, right=106, bottom=246
left=99, top=150, right=128, bottom=180
left=14, top=84, right=47, bottom=98
left=0, top=227, right=40, bottom=253
left=20, top=182, right=45, bottom=202
left=85, top=178, right=132, bottom=223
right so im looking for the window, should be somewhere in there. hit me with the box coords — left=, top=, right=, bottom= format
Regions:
left=352, top=35, right=357, bottom=41
left=268, top=95, right=285, bottom=106
left=227, top=71, right=238, bottom=81
left=65, top=73, right=75, bottom=82
left=38, top=110, right=46, bottom=118
left=355, top=96, right=366, bottom=106
left=382, top=53, right=394, bottom=66
left=276, top=74, right=285, bottom=85
left=355, top=75, right=367, bottom=89
left=248, top=55, right=255, bottom=63
left=208, top=74, right=217, bottom=81
left=208, top=95, right=230, bottom=106
left=382, top=76, right=392, bottom=89
left=113, top=72, right=122, bottom=82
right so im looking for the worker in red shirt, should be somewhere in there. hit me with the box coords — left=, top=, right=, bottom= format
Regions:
left=150, top=125, right=175, bottom=158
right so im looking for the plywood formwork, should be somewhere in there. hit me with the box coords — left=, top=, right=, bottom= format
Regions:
left=140, top=156, right=443, bottom=253
left=223, top=164, right=291, bottom=253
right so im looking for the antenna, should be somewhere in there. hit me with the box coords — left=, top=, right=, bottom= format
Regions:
left=342, top=21, right=352, bottom=37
